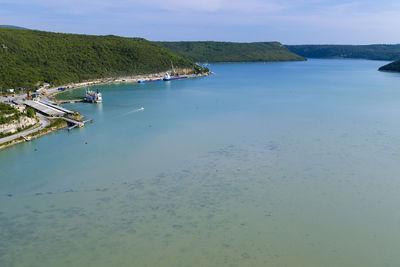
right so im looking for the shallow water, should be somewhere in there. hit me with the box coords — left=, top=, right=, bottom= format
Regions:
left=2, top=59, right=400, bottom=266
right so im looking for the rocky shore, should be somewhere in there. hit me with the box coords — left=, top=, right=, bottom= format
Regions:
left=0, top=116, right=37, bottom=136
left=0, top=103, right=38, bottom=138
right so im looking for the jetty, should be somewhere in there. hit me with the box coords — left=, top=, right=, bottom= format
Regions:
left=56, top=99, right=84, bottom=104
left=23, top=100, right=65, bottom=117
left=39, top=100, right=75, bottom=115
left=19, top=100, right=93, bottom=131
left=61, top=117, right=93, bottom=131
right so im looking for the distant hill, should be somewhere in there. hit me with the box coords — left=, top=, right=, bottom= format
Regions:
left=379, top=60, right=400, bottom=72
left=287, top=45, right=400, bottom=61
left=0, top=28, right=206, bottom=90
left=158, top=41, right=305, bottom=62
left=0, top=25, right=28, bottom=30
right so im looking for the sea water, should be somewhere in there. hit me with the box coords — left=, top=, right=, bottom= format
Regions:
left=1, top=59, right=400, bottom=266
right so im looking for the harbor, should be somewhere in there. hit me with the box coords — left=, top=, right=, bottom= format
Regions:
left=0, top=69, right=210, bottom=149
left=22, top=100, right=92, bottom=129
left=0, top=91, right=95, bottom=148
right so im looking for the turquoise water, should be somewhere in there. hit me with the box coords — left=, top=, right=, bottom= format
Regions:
left=2, top=59, right=400, bottom=266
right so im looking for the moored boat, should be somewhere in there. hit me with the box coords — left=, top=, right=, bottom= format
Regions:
left=84, top=89, right=102, bottom=103
left=163, top=72, right=188, bottom=81
left=138, top=78, right=162, bottom=83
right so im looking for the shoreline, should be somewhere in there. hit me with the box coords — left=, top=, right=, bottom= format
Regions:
left=0, top=71, right=211, bottom=151
left=47, top=71, right=211, bottom=99
left=0, top=118, right=67, bottom=150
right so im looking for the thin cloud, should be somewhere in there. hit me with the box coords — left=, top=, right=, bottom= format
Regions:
left=136, top=0, right=288, bottom=13
left=1, top=0, right=400, bottom=43
left=1, top=0, right=288, bottom=14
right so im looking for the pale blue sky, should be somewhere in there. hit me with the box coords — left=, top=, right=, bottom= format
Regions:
left=1, top=0, right=399, bottom=44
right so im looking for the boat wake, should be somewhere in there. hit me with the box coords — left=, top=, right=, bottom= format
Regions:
left=122, top=107, right=144, bottom=116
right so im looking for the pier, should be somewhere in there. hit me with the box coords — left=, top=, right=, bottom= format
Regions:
left=39, top=100, right=75, bottom=115
left=56, top=99, right=84, bottom=104
left=61, top=117, right=93, bottom=131
left=21, top=100, right=93, bottom=131
left=24, top=100, right=65, bottom=117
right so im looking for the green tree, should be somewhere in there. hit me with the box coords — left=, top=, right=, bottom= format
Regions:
left=26, top=107, right=35, bottom=118
left=0, top=28, right=208, bottom=90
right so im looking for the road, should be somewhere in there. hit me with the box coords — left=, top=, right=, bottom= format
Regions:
left=0, top=86, right=61, bottom=103
left=0, top=93, right=26, bottom=103
left=0, top=116, right=50, bottom=145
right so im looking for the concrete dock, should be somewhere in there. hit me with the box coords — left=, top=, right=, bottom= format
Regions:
left=56, top=99, right=84, bottom=104
left=22, top=100, right=93, bottom=130
left=24, top=100, right=65, bottom=117
left=39, top=100, right=75, bottom=115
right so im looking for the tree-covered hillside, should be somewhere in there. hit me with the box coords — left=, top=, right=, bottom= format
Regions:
left=0, top=28, right=204, bottom=90
left=158, top=41, right=305, bottom=62
left=0, top=25, right=28, bottom=30
left=287, top=45, right=400, bottom=61
left=379, top=60, right=400, bottom=72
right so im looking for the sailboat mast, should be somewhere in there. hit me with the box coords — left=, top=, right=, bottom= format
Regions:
left=170, top=60, right=176, bottom=75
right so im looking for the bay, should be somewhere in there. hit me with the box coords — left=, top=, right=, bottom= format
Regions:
left=1, top=59, right=400, bottom=266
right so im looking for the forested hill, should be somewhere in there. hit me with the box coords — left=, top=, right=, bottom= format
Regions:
left=379, top=60, right=400, bottom=72
left=287, top=44, right=400, bottom=61
left=0, top=25, right=28, bottom=30
left=0, top=28, right=205, bottom=89
left=158, top=41, right=306, bottom=62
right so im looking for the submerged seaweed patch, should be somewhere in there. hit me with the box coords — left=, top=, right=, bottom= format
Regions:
left=0, top=142, right=282, bottom=266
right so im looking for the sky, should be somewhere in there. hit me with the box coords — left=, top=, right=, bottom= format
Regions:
left=1, top=0, right=400, bottom=44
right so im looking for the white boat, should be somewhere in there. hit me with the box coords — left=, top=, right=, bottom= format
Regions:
left=85, top=89, right=102, bottom=103
left=163, top=72, right=188, bottom=81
